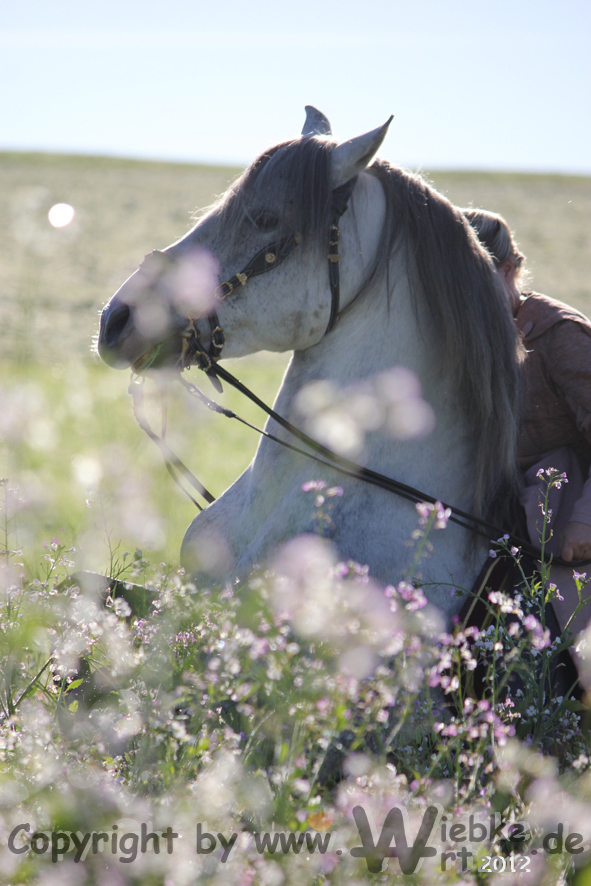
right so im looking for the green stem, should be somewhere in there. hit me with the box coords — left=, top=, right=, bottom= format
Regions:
left=52, top=674, right=67, bottom=725
left=13, top=657, right=53, bottom=711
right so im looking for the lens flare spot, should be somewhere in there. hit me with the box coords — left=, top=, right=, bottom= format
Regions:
left=48, top=203, right=75, bottom=228
left=72, top=454, right=103, bottom=487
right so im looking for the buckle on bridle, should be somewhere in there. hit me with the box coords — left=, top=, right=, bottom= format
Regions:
left=211, top=326, right=225, bottom=351
left=179, top=322, right=211, bottom=370
left=178, top=319, right=224, bottom=392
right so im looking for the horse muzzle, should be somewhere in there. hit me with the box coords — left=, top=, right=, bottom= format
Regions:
left=99, top=290, right=193, bottom=370
left=98, top=248, right=223, bottom=372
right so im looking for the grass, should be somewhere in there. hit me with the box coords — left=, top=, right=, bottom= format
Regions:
left=1, top=151, right=590, bottom=570
left=0, top=152, right=241, bottom=364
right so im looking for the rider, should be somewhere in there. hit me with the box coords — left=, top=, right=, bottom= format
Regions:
left=464, top=208, right=591, bottom=638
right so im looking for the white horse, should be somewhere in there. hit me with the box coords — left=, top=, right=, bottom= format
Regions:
left=98, top=107, right=522, bottom=618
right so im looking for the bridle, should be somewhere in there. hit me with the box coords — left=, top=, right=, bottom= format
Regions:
left=129, top=179, right=591, bottom=569
left=170, top=175, right=359, bottom=392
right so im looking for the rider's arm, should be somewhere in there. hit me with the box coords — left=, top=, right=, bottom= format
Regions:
left=549, top=321, right=591, bottom=560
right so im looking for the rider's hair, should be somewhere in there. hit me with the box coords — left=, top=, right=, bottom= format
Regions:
left=463, top=208, right=527, bottom=285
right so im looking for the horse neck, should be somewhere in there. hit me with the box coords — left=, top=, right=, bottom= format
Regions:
left=272, top=261, right=473, bottom=499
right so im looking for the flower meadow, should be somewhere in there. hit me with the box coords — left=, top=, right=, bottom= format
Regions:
left=3, top=152, right=591, bottom=885
left=2, top=473, right=591, bottom=885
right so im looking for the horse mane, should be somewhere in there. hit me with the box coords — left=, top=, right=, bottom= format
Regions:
left=367, top=160, right=525, bottom=521
left=204, top=139, right=524, bottom=521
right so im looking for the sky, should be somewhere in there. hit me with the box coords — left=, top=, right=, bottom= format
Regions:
left=1, top=0, right=590, bottom=173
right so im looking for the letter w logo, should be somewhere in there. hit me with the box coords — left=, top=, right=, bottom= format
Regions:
left=351, top=805, right=439, bottom=873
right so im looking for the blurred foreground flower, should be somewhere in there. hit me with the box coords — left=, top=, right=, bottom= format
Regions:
left=295, top=367, right=435, bottom=457
left=1, top=486, right=591, bottom=884
left=126, top=247, right=218, bottom=342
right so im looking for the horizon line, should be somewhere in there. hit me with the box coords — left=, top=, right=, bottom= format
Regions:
left=1, top=148, right=590, bottom=179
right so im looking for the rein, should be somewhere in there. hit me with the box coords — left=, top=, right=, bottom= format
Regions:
left=129, top=179, right=591, bottom=569
left=130, top=364, right=591, bottom=569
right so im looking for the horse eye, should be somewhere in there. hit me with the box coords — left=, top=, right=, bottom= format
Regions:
left=254, top=211, right=279, bottom=232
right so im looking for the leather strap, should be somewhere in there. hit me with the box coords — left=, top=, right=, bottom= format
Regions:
left=177, top=352, right=591, bottom=567
left=326, top=177, right=358, bottom=334
left=129, top=378, right=215, bottom=508
left=217, top=233, right=301, bottom=300
left=197, top=232, right=301, bottom=378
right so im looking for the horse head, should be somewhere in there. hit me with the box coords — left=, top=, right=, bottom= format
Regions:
left=98, top=108, right=392, bottom=373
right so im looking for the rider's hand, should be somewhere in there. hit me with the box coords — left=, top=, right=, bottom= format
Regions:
left=559, top=521, right=591, bottom=563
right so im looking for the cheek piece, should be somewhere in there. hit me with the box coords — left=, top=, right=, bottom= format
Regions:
left=176, top=175, right=359, bottom=386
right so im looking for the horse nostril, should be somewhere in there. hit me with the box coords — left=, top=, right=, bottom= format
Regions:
left=103, top=302, right=131, bottom=348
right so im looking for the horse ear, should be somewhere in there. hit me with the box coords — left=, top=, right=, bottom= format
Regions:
left=331, top=116, right=393, bottom=187
left=302, top=105, right=332, bottom=136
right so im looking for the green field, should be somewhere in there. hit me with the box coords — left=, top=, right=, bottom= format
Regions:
left=1, top=151, right=590, bottom=570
